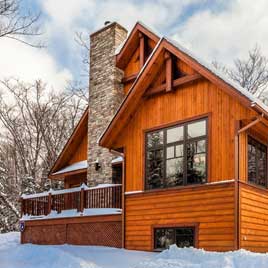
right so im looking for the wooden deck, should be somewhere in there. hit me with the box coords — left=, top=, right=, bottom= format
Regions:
left=21, top=184, right=122, bottom=217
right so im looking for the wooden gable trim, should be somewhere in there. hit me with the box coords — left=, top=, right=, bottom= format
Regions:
left=145, top=73, right=202, bottom=97
left=139, top=32, right=145, bottom=68
left=100, top=37, right=266, bottom=149
left=162, top=39, right=252, bottom=109
left=49, top=107, right=88, bottom=177
left=116, top=22, right=159, bottom=69
left=165, top=51, right=173, bottom=92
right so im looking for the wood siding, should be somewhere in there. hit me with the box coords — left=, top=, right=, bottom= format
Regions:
left=125, top=182, right=235, bottom=251
left=114, top=78, right=256, bottom=192
left=68, top=133, right=88, bottom=164
left=240, top=182, right=268, bottom=252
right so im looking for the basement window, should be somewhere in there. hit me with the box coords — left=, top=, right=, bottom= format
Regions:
left=145, top=118, right=207, bottom=190
left=154, top=227, right=195, bottom=251
left=248, top=136, right=267, bottom=187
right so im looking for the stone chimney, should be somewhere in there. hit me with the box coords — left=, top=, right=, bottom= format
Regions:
left=88, top=22, right=128, bottom=186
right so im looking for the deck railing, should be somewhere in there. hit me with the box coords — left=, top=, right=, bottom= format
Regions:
left=21, top=184, right=122, bottom=217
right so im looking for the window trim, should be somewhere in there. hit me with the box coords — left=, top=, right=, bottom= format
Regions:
left=151, top=223, right=199, bottom=251
left=144, top=115, right=209, bottom=191
left=247, top=135, right=268, bottom=188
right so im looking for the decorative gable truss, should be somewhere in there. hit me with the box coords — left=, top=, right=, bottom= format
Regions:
left=100, top=36, right=268, bottom=149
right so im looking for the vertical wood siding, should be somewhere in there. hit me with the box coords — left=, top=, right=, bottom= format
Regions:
left=114, top=78, right=256, bottom=192
left=68, top=133, right=88, bottom=164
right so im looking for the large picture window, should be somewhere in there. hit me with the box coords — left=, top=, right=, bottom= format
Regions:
left=154, top=227, right=195, bottom=250
left=145, top=118, right=207, bottom=190
left=248, top=136, right=267, bottom=187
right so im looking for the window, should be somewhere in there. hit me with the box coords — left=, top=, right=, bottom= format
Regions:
left=112, top=164, right=122, bottom=184
left=248, top=136, right=267, bottom=187
left=154, top=227, right=195, bottom=250
left=145, top=118, right=207, bottom=190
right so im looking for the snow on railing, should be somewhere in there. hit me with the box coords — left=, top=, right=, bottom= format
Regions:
left=21, top=184, right=122, bottom=217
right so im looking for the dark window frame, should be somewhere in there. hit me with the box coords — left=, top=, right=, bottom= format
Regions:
left=145, top=117, right=208, bottom=190
left=153, top=225, right=197, bottom=251
left=247, top=135, right=267, bottom=188
left=112, top=163, right=123, bottom=184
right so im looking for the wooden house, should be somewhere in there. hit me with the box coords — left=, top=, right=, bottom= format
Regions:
left=20, top=21, right=268, bottom=253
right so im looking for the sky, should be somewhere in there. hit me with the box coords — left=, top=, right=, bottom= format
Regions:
left=0, top=0, right=268, bottom=90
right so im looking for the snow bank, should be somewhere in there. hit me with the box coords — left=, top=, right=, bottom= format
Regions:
left=0, top=232, right=153, bottom=268
left=134, top=244, right=268, bottom=268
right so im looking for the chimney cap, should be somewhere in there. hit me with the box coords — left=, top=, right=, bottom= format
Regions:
left=90, top=22, right=127, bottom=38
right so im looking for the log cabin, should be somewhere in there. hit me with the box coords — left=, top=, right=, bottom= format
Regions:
left=20, top=21, right=268, bottom=253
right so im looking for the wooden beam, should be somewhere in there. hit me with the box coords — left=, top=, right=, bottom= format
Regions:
left=121, top=72, right=139, bottom=84
left=139, top=32, right=145, bottom=68
left=145, top=73, right=202, bottom=97
left=165, top=51, right=173, bottom=92
left=237, top=115, right=263, bottom=134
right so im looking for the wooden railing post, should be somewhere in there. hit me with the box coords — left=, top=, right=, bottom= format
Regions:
left=48, top=192, right=52, bottom=215
left=20, top=197, right=24, bottom=217
left=80, top=187, right=84, bottom=212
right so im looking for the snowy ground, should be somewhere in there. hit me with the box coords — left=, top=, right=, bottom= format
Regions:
left=1, top=233, right=268, bottom=268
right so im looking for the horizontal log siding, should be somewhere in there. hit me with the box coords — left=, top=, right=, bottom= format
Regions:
left=240, top=182, right=268, bottom=252
left=125, top=182, right=235, bottom=251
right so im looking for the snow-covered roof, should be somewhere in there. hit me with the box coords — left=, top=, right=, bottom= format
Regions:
left=52, top=160, right=87, bottom=176
left=100, top=31, right=268, bottom=146
left=112, top=156, right=123, bottom=164
left=164, top=36, right=268, bottom=112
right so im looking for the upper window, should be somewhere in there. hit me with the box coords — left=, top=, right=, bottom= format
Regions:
left=248, top=136, right=267, bottom=187
left=145, top=118, right=207, bottom=190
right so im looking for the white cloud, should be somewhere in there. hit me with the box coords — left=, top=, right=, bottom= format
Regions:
left=173, top=0, right=268, bottom=67
left=2, top=0, right=268, bottom=91
left=0, top=38, right=72, bottom=90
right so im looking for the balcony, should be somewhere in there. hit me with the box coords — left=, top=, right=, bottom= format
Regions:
left=21, top=184, right=122, bottom=219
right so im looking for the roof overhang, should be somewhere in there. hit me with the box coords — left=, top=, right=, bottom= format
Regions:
left=49, top=160, right=87, bottom=180
left=48, top=107, right=88, bottom=177
left=99, top=36, right=268, bottom=148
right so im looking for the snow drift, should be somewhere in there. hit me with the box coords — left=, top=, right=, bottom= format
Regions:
left=134, top=244, right=268, bottom=268
left=1, top=232, right=268, bottom=268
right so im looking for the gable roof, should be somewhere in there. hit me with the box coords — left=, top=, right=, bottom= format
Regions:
left=99, top=35, right=268, bottom=148
left=115, top=21, right=160, bottom=69
left=49, top=107, right=88, bottom=178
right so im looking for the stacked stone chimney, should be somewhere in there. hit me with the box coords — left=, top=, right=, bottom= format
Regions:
left=87, top=22, right=128, bottom=186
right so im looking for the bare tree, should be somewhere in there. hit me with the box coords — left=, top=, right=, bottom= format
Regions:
left=213, top=45, right=268, bottom=101
left=75, top=31, right=90, bottom=77
left=0, top=79, right=88, bottom=232
left=0, top=0, right=42, bottom=47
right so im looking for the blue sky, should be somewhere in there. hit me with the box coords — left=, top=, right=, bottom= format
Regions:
left=0, top=0, right=267, bottom=90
